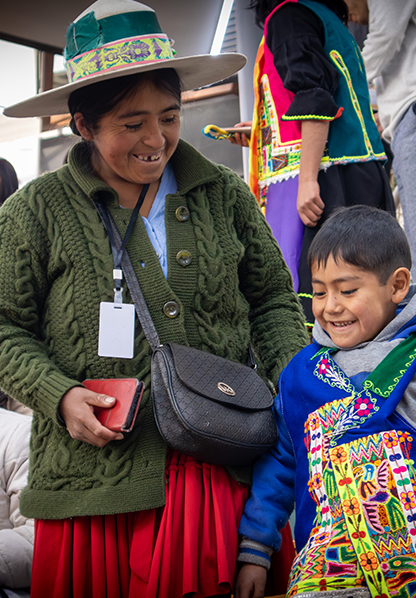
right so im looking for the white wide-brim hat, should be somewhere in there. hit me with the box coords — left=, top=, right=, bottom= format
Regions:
left=4, top=0, right=247, bottom=118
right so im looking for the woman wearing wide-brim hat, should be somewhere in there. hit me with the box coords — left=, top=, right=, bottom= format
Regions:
left=1, top=1, right=308, bottom=596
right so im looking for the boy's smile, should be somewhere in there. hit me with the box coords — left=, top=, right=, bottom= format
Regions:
left=311, top=256, right=403, bottom=348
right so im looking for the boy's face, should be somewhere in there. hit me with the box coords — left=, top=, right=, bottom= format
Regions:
left=311, top=256, right=399, bottom=348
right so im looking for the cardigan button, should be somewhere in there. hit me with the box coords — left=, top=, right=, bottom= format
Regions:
left=175, top=206, right=190, bottom=221
left=163, top=301, right=180, bottom=318
left=176, top=250, right=192, bottom=267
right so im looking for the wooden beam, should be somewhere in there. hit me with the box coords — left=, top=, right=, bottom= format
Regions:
left=44, top=81, right=239, bottom=131
left=182, top=81, right=238, bottom=103
left=0, top=30, right=62, bottom=54
left=39, top=51, right=54, bottom=131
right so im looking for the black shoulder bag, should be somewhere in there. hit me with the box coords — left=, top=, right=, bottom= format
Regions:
left=94, top=194, right=278, bottom=467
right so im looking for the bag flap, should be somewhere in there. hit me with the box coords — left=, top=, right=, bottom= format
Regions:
left=166, top=343, right=273, bottom=410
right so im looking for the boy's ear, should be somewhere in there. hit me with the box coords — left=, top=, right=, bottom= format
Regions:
left=391, top=267, right=411, bottom=304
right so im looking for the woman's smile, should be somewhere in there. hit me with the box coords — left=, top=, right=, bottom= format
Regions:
left=134, top=151, right=163, bottom=162
left=80, top=80, right=181, bottom=201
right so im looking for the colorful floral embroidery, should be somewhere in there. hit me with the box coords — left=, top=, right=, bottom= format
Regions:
left=331, top=446, right=347, bottom=464
left=66, top=35, right=173, bottom=83
left=314, top=353, right=353, bottom=392
left=312, top=472, right=323, bottom=489
left=359, top=552, right=379, bottom=571
left=398, top=431, right=413, bottom=457
left=343, top=497, right=360, bottom=515
left=256, top=75, right=304, bottom=186
left=355, top=397, right=374, bottom=417
left=401, top=491, right=416, bottom=511
left=314, top=353, right=379, bottom=444
left=288, top=407, right=416, bottom=598
left=309, top=413, right=320, bottom=431
left=318, top=358, right=330, bottom=375
left=383, top=432, right=399, bottom=448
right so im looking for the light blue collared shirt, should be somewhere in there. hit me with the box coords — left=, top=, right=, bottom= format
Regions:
left=140, top=163, right=178, bottom=279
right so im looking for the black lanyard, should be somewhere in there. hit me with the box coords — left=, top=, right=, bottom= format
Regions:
left=94, top=183, right=149, bottom=301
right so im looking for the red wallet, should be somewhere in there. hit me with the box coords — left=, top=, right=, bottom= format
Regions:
left=83, top=378, right=144, bottom=433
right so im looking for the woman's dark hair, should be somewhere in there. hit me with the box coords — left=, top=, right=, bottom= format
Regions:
left=249, top=0, right=349, bottom=27
left=68, top=68, right=182, bottom=136
left=308, top=206, right=412, bottom=284
left=0, top=158, right=18, bottom=206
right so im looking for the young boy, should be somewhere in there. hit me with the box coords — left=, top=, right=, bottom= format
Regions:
left=235, top=205, right=416, bottom=598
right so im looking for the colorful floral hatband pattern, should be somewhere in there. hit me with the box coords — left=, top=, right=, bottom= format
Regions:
left=66, top=35, right=173, bottom=83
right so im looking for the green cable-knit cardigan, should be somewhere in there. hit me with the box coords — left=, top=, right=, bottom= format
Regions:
left=0, top=139, right=308, bottom=520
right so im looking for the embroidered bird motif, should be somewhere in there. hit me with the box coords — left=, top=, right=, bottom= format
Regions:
left=355, top=460, right=388, bottom=501
left=353, top=460, right=404, bottom=533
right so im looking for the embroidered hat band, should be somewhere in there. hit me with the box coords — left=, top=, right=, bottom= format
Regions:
left=65, top=6, right=174, bottom=84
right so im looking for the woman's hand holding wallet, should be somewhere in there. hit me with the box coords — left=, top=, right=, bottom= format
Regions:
left=59, top=386, right=125, bottom=447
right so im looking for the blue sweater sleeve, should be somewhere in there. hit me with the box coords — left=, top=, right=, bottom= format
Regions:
left=238, top=395, right=296, bottom=555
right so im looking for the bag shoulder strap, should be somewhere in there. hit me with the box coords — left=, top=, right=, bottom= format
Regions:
left=94, top=201, right=160, bottom=351
left=93, top=201, right=257, bottom=368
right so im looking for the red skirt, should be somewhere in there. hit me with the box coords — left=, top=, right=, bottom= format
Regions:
left=31, top=450, right=294, bottom=598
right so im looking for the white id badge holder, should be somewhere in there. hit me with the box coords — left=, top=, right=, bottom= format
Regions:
left=98, top=268, right=135, bottom=358
left=94, top=184, right=149, bottom=360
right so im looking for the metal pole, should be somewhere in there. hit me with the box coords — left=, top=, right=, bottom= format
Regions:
left=234, top=0, right=262, bottom=182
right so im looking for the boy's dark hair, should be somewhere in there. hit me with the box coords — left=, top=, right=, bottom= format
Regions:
left=308, top=206, right=412, bottom=284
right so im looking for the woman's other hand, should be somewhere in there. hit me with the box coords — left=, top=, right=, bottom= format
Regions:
left=59, top=387, right=124, bottom=446
left=235, top=563, right=267, bottom=598
left=229, top=121, right=252, bottom=147
left=297, top=178, right=325, bottom=227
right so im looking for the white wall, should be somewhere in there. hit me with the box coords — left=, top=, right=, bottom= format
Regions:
left=0, top=40, right=40, bottom=188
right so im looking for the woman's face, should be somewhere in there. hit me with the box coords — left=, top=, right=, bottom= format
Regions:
left=83, top=80, right=181, bottom=193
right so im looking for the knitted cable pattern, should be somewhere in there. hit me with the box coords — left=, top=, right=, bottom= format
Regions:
left=0, top=140, right=308, bottom=519
left=187, top=183, right=233, bottom=357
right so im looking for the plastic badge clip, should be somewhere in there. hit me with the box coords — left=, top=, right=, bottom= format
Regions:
left=113, top=268, right=124, bottom=304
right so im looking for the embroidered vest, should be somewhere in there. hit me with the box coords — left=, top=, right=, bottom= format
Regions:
left=281, top=337, right=416, bottom=598
left=249, top=0, right=386, bottom=210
